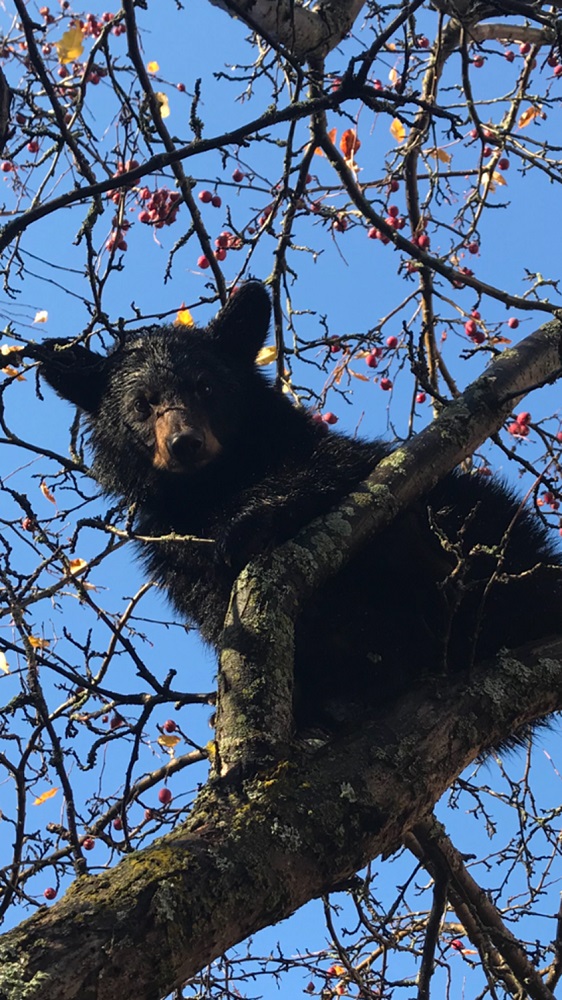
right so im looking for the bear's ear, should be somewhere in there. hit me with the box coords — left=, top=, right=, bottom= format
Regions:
left=31, top=339, right=109, bottom=413
left=209, top=282, right=271, bottom=362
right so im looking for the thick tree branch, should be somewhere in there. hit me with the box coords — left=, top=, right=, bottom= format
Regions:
left=1, top=638, right=561, bottom=1000
left=215, top=319, right=562, bottom=773
left=205, top=0, right=366, bottom=62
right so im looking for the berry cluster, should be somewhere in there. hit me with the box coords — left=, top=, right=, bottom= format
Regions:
left=137, top=187, right=181, bottom=228
left=507, top=411, right=531, bottom=437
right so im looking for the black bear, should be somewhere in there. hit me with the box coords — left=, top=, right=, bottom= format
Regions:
left=32, top=282, right=562, bottom=735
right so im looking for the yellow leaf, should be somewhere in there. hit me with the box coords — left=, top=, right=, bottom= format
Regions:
left=492, top=171, right=507, bottom=186
left=33, top=310, right=49, bottom=324
left=1, top=343, right=24, bottom=356
left=147, top=60, right=159, bottom=74
left=155, top=92, right=170, bottom=119
left=29, top=636, right=50, bottom=649
left=158, top=734, right=181, bottom=749
left=256, top=345, right=278, bottom=366
left=0, top=651, right=9, bottom=674
left=174, top=306, right=194, bottom=327
left=40, top=481, right=56, bottom=504
left=426, top=147, right=452, bottom=164
left=33, top=787, right=59, bottom=805
left=68, top=558, right=88, bottom=575
left=390, top=118, right=406, bottom=143
left=389, top=67, right=399, bottom=86
left=349, top=370, right=370, bottom=382
left=55, top=24, right=84, bottom=65
left=518, top=105, right=542, bottom=128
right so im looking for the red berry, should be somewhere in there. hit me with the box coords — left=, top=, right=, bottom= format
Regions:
left=197, top=255, right=210, bottom=269
left=554, top=64, right=562, bottom=77
left=507, top=316, right=519, bottom=329
left=519, top=41, right=531, bottom=55
left=387, top=204, right=399, bottom=218
left=112, top=817, right=123, bottom=830
left=416, top=392, right=426, bottom=404
left=367, top=227, right=378, bottom=239
left=386, top=335, right=398, bottom=349
left=417, top=35, right=429, bottom=48
left=176, top=82, right=186, bottom=92
left=465, top=320, right=477, bottom=337
left=332, top=216, right=348, bottom=232
left=451, top=939, right=464, bottom=951
left=388, top=179, right=399, bottom=192
left=516, top=411, right=531, bottom=425
left=365, top=352, right=378, bottom=369
left=498, top=158, right=509, bottom=170
left=215, top=248, right=227, bottom=261
left=163, top=719, right=177, bottom=733
left=417, top=233, right=430, bottom=250
left=504, top=50, right=515, bottom=62
left=198, top=190, right=213, bottom=203
left=138, top=210, right=150, bottom=223
left=110, top=713, right=124, bottom=729
left=21, top=517, right=35, bottom=531
left=1, top=160, right=13, bottom=172
left=44, top=887, right=57, bottom=900
left=472, top=55, right=484, bottom=68
left=232, top=168, right=245, bottom=182
left=380, top=377, right=393, bottom=391
left=27, top=140, right=39, bottom=153
left=82, top=837, right=95, bottom=851
left=482, top=146, right=492, bottom=157
left=322, top=412, right=338, bottom=425
left=158, top=787, right=173, bottom=805
left=466, top=241, right=479, bottom=255
left=556, top=431, right=562, bottom=442
left=471, top=310, right=481, bottom=319
left=211, top=194, right=222, bottom=208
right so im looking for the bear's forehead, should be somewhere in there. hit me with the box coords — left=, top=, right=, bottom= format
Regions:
left=119, top=330, right=215, bottom=372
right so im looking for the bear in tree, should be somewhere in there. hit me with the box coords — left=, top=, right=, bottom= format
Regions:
left=33, top=282, right=562, bottom=737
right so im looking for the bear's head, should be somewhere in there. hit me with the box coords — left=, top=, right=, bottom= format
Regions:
left=33, top=281, right=272, bottom=497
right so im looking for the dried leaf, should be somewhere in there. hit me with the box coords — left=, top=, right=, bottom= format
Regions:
left=55, top=24, right=84, bottom=64
left=388, top=67, right=400, bottom=86
left=33, top=310, right=49, bottom=324
left=518, top=105, right=542, bottom=129
left=1, top=365, right=25, bottom=380
left=349, top=370, right=370, bottom=382
left=33, top=787, right=59, bottom=805
left=147, top=60, right=160, bottom=74
left=426, top=147, right=452, bottom=164
left=390, top=118, right=406, bottom=143
left=68, top=558, right=88, bottom=575
left=158, top=734, right=181, bottom=749
left=40, top=481, right=56, bottom=504
left=340, top=128, right=361, bottom=163
left=256, top=345, right=278, bottom=366
left=315, top=128, right=337, bottom=155
left=0, top=651, right=9, bottom=674
left=155, top=92, right=170, bottom=119
left=29, top=636, right=50, bottom=649
left=174, top=306, right=194, bottom=327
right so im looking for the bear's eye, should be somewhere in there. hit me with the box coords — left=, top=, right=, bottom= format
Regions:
left=133, top=396, right=152, bottom=419
left=195, top=375, right=213, bottom=397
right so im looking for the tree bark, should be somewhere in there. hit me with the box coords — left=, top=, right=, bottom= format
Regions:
left=1, top=640, right=561, bottom=1000
left=205, top=0, right=366, bottom=62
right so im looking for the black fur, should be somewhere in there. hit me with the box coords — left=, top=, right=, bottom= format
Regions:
left=34, top=283, right=562, bottom=734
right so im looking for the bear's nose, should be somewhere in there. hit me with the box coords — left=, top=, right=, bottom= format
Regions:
left=167, top=430, right=204, bottom=462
